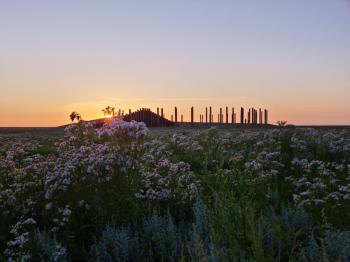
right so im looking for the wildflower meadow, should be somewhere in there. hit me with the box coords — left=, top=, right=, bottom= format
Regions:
left=1, top=119, right=350, bottom=261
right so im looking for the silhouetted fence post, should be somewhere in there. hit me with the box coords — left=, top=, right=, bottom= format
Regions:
left=174, top=106, right=178, bottom=124
left=205, top=107, right=208, bottom=123
left=232, top=108, right=234, bottom=124
left=209, top=106, right=212, bottom=125
left=219, top=108, right=222, bottom=124
left=191, top=106, right=194, bottom=125
left=248, top=109, right=251, bottom=124
left=240, top=107, right=244, bottom=124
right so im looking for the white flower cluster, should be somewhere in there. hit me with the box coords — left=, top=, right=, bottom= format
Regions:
left=136, top=159, right=199, bottom=202
left=97, top=119, right=149, bottom=139
left=44, top=143, right=133, bottom=202
left=287, top=158, right=350, bottom=207
left=243, top=151, right=282, bottom=180
left=51, top=205, right=72, bottom=232
left=4, top=218, right=36, bottom=262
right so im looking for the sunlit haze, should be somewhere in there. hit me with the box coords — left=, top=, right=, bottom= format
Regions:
left=1, top=1, right=349, bottom=126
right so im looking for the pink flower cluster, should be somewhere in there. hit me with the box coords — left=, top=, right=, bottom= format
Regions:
left=97, top=119, right=149, bottom=139
left=136, top=159, right=198, bottom=202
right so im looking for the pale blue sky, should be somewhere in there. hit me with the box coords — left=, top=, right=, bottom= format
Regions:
left=0, top=1, right=349, bottom=126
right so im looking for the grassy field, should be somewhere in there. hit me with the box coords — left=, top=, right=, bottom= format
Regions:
left=0, top=127, right=65, bottom=135
left=1, top=120, right=350, bottom=261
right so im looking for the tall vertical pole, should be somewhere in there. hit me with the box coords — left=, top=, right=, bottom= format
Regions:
left=241, top=107, right=244, bottom=124
left=253, top=108, right=256, bottom=124
left=231, top=107, right=234, bottom=124
left=219, top=108, right=222, bottom=124
left=174, top=106, right=178, bottom=123
left=256, top=109, right=258, bottom=124
left=248, top=109, right=251, bottom=124
left=191, top=106, right=194, bottom=125
left=205, top=107, right=208, bottom=123
left=209, top=106, right=212, bottom=125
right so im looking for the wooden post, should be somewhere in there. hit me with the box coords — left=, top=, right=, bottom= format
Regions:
left=248, top=109, right=251, bottom=124
left=240, top=107, right=244, bottom=124
left=174, top=106, right=178, bottom=123
left=209, top=106, right=212, bottom=125
left=253, top=109, right=255, bottom=124
left=231, top=107, right=234, bottom=124
left=219, top=108, right=222, bottom=124
left=191, top=106, right=194, bottom=124
left=181, top=114, right=183, bottom=123
left=161, top=108, right=164, bottom=118
left=205, top=107, right=208, bottom=123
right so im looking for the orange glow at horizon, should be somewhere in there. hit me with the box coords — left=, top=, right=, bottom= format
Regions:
left=1, top=100, right=348, bottom=127
left=0, top=2, right=349, bottom=127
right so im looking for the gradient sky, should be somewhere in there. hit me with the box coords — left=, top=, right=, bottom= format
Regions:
left=0, top=0, right=349, bottom=126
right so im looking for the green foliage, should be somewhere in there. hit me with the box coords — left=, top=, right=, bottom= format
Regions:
left=90, top=202, right=218, bottom=262
left=32, top=230, right=69, bottom=262
left=299, top=229, right=350, bottom=262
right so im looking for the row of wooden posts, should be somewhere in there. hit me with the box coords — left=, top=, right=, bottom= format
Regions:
left=170, top=106, right=268, bottom=125
left=123, top=107, right=268, bottom=126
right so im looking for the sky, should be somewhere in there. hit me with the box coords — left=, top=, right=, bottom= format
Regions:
left=0, top=0, right=349, bottom=126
